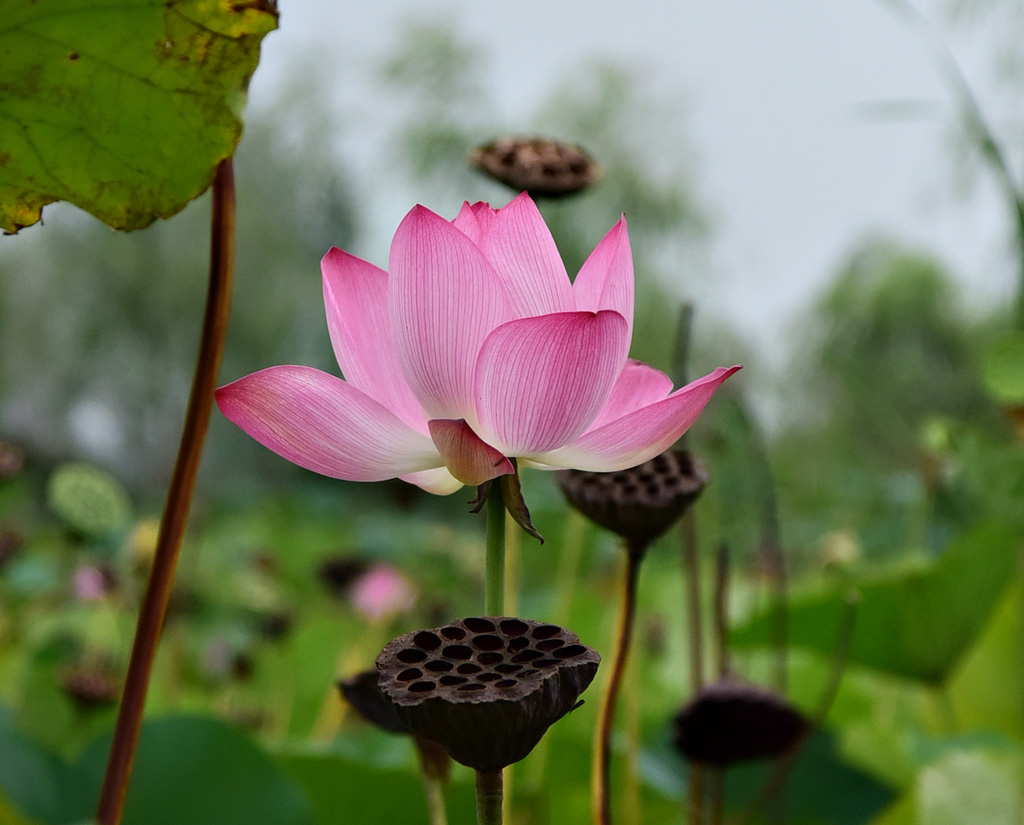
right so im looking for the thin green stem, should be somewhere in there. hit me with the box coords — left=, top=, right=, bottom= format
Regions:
left=423, top=777, right=448, bottom=825
left=476, top=769, right=503, bottom=825
left=681, top=511, right=703, bottom=695
left=415, top=737, right=450, bottom=825
left=593, top=544, right=644, bottom=825
left=681, top=510, right=705, bottom=825
left=485, top=489, right=506, bottom=616
left=713, top=545, right=730, bottom=679
left=95, top=159, right=236, bottom=825
left=523, top=508, right=586, bottom=805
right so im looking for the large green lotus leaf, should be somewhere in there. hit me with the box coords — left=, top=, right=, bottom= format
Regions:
left=640, top=727, right=892, bottom=824
left=0, top=711, right=317, bottom=825
left=870, top=747, right=1024, bottom=825
left=277, top=750, right=478, bottom=825
left=0, top=793, right=41, bottom=825
left=947, top=574, right=1024, bottom=738
left=730, top=524, right=1021, bottom=683
left=0, top=705, right=71, bottom=825
left=0, top=0, right=277, bottom=233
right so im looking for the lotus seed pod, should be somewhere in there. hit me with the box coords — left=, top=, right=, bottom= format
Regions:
left=0, top=440, right=24, bottom=481
left=0, top=529, right=23, bottom=569
left=469, top=137, right=600, bottom=198
left=59, top=664, right=121, bottom=711
left=377, top=617, right=600, bottom=771
left=673, top=677, right=810, bottom=765
left=339, top=669, right=409, bottom=735
left=316, top=556, right=369, bottom=597
left=558, top=450, right=708, bottom=551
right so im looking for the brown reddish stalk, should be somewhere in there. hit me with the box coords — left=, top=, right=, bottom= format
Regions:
left=95, top=159, right=236, bottom=825
left=592, top=541, right=644, bottom=825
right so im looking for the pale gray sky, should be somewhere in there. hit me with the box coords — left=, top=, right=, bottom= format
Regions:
left=247, top=0, right=1017, bottom=362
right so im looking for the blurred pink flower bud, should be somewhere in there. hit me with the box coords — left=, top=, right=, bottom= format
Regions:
left=351, top=564, right=416, bottom=624
left=73, top=564, right=114, bottom=601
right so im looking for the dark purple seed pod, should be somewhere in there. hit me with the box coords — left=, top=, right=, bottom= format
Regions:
left=338, top=669, right=409, bottom=735
left=469, top=137, right=601, bottom=198
left=316, top=556, right=369, bottom=597
left=59, top=665, right=120, bottom=711
left=0, top=440, right=23, bottom=482
left=377, top=617, right=600, bottom=771
left=558, top=450, right=708, bottom=551
left=673, top=677, right=810, bottom=766
left=256, top=610, right=293, bottom=641
left=0, top=529, right=23, bottom=569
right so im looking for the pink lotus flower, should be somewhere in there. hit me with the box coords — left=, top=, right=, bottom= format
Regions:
left=216, top=193, right=739, bottom=495
left=350, top=564, right=417, bottom=624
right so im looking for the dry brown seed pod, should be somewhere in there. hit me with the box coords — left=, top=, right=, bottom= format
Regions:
left=59, top=665, right=121, bottom=711
left=0, top=529, right=23, bottom=569
left=338, top=669, right=409, bottom=735
left=558, top=450, right=708, bottom=551
left=469, top=137, right=600, bottom=198
left=377, top=617, right=600, bottom=771
left=0, top=441, right=23, bottom=481
left=673, top=677, right=810, bottom=766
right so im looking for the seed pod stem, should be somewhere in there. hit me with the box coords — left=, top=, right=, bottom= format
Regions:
left=592, top=544, right=644, bottom=825
left=475, top=769, right=503, bottom=825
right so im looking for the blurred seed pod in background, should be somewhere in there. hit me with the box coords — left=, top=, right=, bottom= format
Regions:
left=469, top=137, right=600, bottom=198
left=673, top=676, right=810, bottom=766
left=0, top=440, right=24, bottom=481
left=339, top=668, right=409, bottom=735
left=0, top=529, right=23, bottom=570
left=558, top=449, right=708, bottom=552
left=59, top=662, right=121, bottom=712
left=316, top=555, right=369, bottom=598
left=340, top=669, right=452, bottom=783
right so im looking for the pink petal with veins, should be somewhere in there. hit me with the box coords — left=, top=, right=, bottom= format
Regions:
left=216, top=366, right=442, bottom=480
left=586, top=359, right=675, bottom=431
left=399, top=466, right=464, bottom=495
left=321, top=248, right=427, bottom=434
left=389, top=206, right=513, bottom=422
left=428, top=419, right=515, bottom=485
left=451, top=201, right=497, bottom=245
left=475, top=311, right=629, bottom=455
left=473, top=192, right=574, bottom=316
left=535, top=365, right=741, bottom=471
left=572, top=217, right=634, bottom=343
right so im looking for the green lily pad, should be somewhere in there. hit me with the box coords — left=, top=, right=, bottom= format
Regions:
left=0, top=0, right=277, bottom=233
left=871, top=747, right=1024, bottom=825
left=982, top=332, right=1024, bottom=404
left=731, top=523, right=1021, bottom=683
left=0, top=709, right=318, bottom=825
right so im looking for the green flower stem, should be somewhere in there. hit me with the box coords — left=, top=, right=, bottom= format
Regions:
left=592, top=542, right=644, bottom=825
left=422, top=773, right=448, bottom=825
left=485, top=488, right=506, bottom=616
left=476, top=769, right=504, bottom=825
left=414, top=736, right=451, bottom=825
left=95, top=159, right=236, bottom=825
left=681, top=510, right=705, bottom=825
left=522, top=508, right=586, bottom=805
